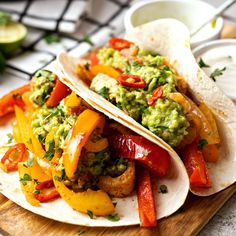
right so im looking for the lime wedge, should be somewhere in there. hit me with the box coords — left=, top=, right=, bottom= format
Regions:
left=0, top=22, right=27, bottom=56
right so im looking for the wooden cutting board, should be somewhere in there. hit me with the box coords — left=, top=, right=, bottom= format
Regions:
left=0, top=24, right=236, bottom=236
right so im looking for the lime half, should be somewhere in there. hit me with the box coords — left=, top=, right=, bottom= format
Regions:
left=0, top=22, right=27, bottom=56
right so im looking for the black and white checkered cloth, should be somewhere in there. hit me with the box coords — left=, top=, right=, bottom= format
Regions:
left=0, top=0, right=132, bottom=80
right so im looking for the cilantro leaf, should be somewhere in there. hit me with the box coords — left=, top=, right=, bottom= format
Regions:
left=198, top=139, right=208, bottom=150
left=20, top=173, right=32, bottom=186
left=210, top=67, right=226, bottom=82
left=106, top=214, right=120, bottom=222
left=98, top=87, right=109, bottom=100
left=83, top=35, right=94, bottom=46
left=44, top=139, right=55, bottom=161
left=87, top=210, right=94, bottom=219
left=44, top=34, right=61, bottom=44
left=159, top=184, right=168, bottom=194
left=7, top=133, right=14, bottom=144
left=198, top=58, right=210, bottom=68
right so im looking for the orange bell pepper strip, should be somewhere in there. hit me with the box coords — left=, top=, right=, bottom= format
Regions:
left=90, top=65, right=121, bottom=79
left=62, top=109, right=104, bottom=178
left=0, top=83, right=30, bottom=118
left=136, top=165, right=157, bottom=227
left=90, top=52, right=99, bottom=67
left=52, top=167, right=114, bottom=216
left=84, top=138, right=109, bottom=152
left=199, top=103, right=220, bottom=144
left=18, top=162, right=40, bottom=206
left=1, top=143, right=27, bottom=172
left=46, top=78, right=71, bottom=107
left=202, top=144, right=220, bottom=163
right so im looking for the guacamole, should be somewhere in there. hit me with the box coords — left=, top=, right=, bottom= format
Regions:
left=30, top=70, right=55, bottom=106
left=31, top=101, right=77, bottom=148
left=91, top=46, right=189, bottom=147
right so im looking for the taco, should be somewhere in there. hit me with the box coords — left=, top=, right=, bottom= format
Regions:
left=0, top=69, right=189, bottom=227
left=57, top=19, right=236, bottom=196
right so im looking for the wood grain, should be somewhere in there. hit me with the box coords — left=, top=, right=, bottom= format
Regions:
left=0, top=184, right=235, bottom=236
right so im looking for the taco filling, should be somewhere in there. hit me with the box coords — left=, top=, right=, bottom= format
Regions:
left=75, top=37, right=221, bottom=190
left=0, top=69, right=172, bottom=227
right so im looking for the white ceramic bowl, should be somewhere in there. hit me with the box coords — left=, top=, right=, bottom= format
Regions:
left=193, top=39, right=236, bottom=101
left=124, top=0, right=224, bottom=48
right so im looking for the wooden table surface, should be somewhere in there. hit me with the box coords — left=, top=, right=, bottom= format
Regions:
left=0, top=24, right=236, bottom=236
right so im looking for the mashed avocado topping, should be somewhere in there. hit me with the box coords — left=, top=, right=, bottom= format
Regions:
left=142, top=98, right=189, bottom=146
left=30, top=70, right=55, bottom=106
left=31, top=101, right=77, bottom=148
left=91, top=46, right=189, bottom=147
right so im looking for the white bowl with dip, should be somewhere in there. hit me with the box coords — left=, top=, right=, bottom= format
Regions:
left=124, top=0, right=224, bottom=48
left=193, top=39, right=236, bottom=101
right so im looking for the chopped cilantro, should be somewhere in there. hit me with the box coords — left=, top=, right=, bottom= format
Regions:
left=0, top=11, right=11, bottom=25
left=198, top=58, right=210, bottom=68
left=85, top=62, right=90, bottom=70
left=27, top=156, right=34, bottom=167
left=198, top=139, right=208, bottom=150
left=98, top=87, right=109, bottom=100
left=54, top=175, right=62, bottom=182
left=106, top=214, right=120, bottom=222
left=23, top=163, right=28, bottom=168
left=83, top=35, right=94, bottom=46
left=87, top=210, right=94, bottom=219
left=20, top=173, right=32, bottom=186
left=34, top=189, right=40, bottom=195
left=159, top=184, right=168, bottom=194
left=44, top=34, right=61, bottom=44
left=7, top=133, right=13, bottom=144
left=44, top=139, right=55, bottom=161
left=210, top=67, right=226, bottom=82
left=34, top=179, right=39, bottom=185
left=211, top=19, right=216, bottom=28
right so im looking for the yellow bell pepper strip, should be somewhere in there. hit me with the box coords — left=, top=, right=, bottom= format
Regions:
left=29, top=156, right=52, bottom=183
left=14, top=105, right=34, bottom=151
left=13, top=121, right=22, bottom=143
left=52, top=167, right=114, bottom=216
left=63, top=109, right=104, bottom=178
left=0, top=83, right=30, bottom=118
left=90, top=65, right=121, bottom=79
left=84, top=138, right=109, bottom=152
left=18, top=162, right=40, bottom=206
left=64, top=91, right=81, bottom=109
left=1, top=143, right=27, bottom=172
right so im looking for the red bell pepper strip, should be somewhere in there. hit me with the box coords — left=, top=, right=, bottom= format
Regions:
left=0, top=83, right=30, bottom=118
left=109, top=37, right=133, bottom=51
left=34, top=180, right=60, bottom=203
left=89, top=52, right=99, bottom=67
left=136, top=165, right=157, bottom=227
left=46, top=78, right=71, bottom=107
left=148, top=87, right=163, bottom=106
left=1, top=143, right=27, bottom=172
left=182, top=141, right=211, bottom=188
left=109, top=135, right=171, bottom=177
left=117, top=74, right=146, bottom=89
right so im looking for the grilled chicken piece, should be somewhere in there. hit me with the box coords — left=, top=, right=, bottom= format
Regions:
left=90, top=73, right=118, bottom=100
left=98, top=160, right=135, bottom=197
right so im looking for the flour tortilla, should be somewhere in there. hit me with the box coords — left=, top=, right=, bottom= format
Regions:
left=0, top=76, right=189, bottom=226
left=57, top=19, right=236, bottom=197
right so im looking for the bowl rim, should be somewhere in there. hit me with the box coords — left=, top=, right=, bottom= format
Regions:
left=124, top=0, right=224, bottom=46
